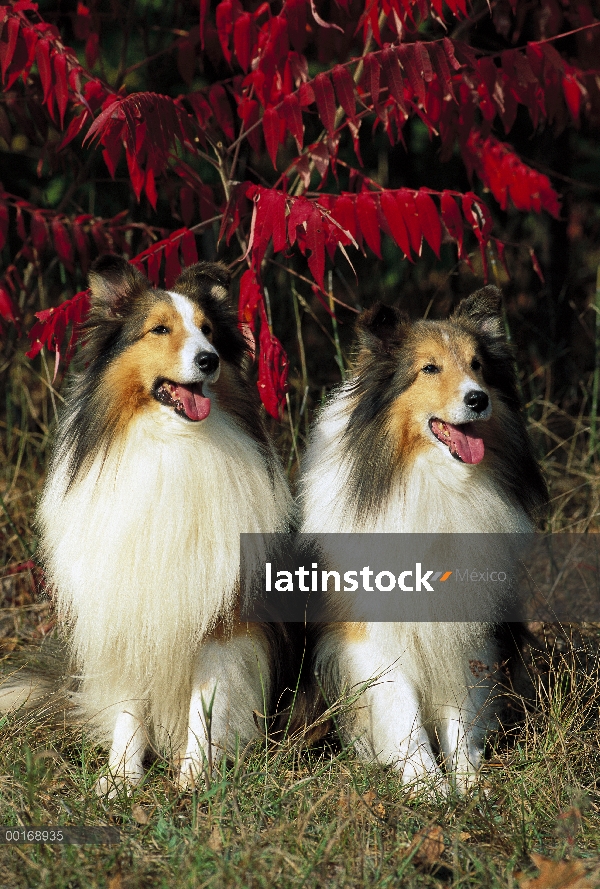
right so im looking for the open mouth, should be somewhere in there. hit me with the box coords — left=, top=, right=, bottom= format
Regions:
left=429, top=419, right=485, bottom=465
left=154, top=380, right=211, bottom=422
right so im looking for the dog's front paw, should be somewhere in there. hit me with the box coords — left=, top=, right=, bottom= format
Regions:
left=95, top=771, right=142, bottom=799
left=176, top=757, right=206, bottom=791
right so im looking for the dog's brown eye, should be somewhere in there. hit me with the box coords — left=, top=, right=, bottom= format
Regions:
left=150, top=325, right=170, bottom=335
left=201, top=323, right=212, bottom=336
left=471, top=358, right=481, bottom=371
left=422, top=364, right=440, bottom=374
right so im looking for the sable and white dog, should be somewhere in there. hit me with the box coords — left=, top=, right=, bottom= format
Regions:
left=3, top=257, right=293, bottom=794
left=299, top=287, right=546, bottom=791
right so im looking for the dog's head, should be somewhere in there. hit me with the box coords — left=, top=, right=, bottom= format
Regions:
left=85, top=256, right=247, bottom=425
left=351, top=286, right=517, bottom=466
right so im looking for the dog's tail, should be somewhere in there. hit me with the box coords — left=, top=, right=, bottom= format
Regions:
left=0, top=637, right=75, bottom=721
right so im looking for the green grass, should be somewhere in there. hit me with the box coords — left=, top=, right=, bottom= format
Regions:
left=3, top=347, right=600, bottom=888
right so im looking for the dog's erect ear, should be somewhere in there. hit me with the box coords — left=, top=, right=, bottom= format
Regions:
left=88, top=255, right=149, bottom=317
left=174, top=262, right=231, bottom=304
left=453, top=285, right=504, bottom=339
left=356, top=302, right=409, bottom=352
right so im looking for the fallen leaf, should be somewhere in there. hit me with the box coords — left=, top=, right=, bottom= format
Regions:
left=408, top=825, right=445, bottom=867
left=372, top=801, right=387, bottom=819
left=131, top=804, right=150, bottom=825
left=338, top=789, right=386, bottom=819
left=459, top=831, right=471, bottom=841
left=516, top=854, right=594, bottom=889
left=107, top=872, right=122, bottom=889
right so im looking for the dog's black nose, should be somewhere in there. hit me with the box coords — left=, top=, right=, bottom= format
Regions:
left=464, top=390, right=489, bottom=413
left=195, top=351, right=219, bottom=375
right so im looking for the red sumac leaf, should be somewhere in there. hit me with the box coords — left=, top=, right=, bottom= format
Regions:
left=461, top=193, right=492, bottom=244
left=441, top=192, right=464, bottom=256
left=199, top=0, right=209, bottom=50
left=74, top=2, right=92, bottom=40
left=356, top=191, right=381, bottom=258
left=179, top=230, right=198, bottom=267
left=53, top=51, right=69, bottom=128
left=262, top=106, right=281, bottom=169
left=399, top=190, right=421, bottom=255
left=381, top=190, right=411, bottom=258
left=331, top=194, right=358, bottom=246
left=233, top=12, right=254, bottom=72
left=164, top=239, right=181, bottom=288
left=248, top=186, right=287, bottom=267
left=145, top=167, right=157, bottom=210
left=313, top=72, right=336, bottom=138
left=85, top=30, right=99, bottom=69
left=362, top=53, right=382, bottom=113
left=1, top=16, right=20, bottom=82
left=563, top=73, right=581, bottom=123
left=35, top=39, right=53, bottom=105
left=415, top=43, right=433, bottom=82
left=415, top=191, right=441, bottom=257
left=442, top=37, right=461, bottom=71
left=399, top=44, right=426, bottom=106
left=429, top=43, right=454, bottom=101
left=59, top=109, right=90, bottom=150
left=287, top=195, right=312, bottom=247
left=298, top=82, right=315, bottom=106
left=238, top=97, right=261, bottom=152
left=216, top=0, right=235, bottom=64
left=381, top=47, right=406, bottom=113
left=72, top=221, right=89, bottom=274
left=0, top=286, right=18, bottom=325
left=309, top=142, right=329, bottom=181
left=126, top=148, right=145, bottom=201
left=146, top=248, right=162, bottom=286
left=102, top=135, right=122, bottom=179
left=31, top=214, right=48, bottom=254
left=332, top=64, right=356, bottom=121
left=210, top=83, right=235, bottom=141
left=258, top=303, right=288, bottom=419
left=285, top=0, right=308, bottom=52
left=239, top=267, right=262, bottom=330
left=305, top=208, right=326, bottom=291
left=51, top=219, right=74, bottom=271
left=280, top=93, right=303, bottom=150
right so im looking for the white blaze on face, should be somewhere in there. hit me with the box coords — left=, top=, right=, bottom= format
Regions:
left=169, top=291, right=219, bottom=383
left=455, top=378, right=491, bottom=422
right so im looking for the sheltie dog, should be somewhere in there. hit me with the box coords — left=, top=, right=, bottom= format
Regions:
left=299, top=286, right=547, bottom=791
left=3, top=256, right=293, bottom=795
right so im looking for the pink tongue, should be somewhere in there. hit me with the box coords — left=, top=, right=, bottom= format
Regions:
left=174, top=383, right=211, bottom=421
left=446, top=421, right=484, bottom=464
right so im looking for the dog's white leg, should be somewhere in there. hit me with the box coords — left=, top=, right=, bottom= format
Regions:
left=439, top=708, right=483, bottom=789
left=358, top=673, right=445, bottom=789
left=438, top=681, right=494, bottom=792
left=177, top=629, right=271, bottom=790
left=95, top=704, right=146, bottom=798
left=339, top=634, right=447, bottom=793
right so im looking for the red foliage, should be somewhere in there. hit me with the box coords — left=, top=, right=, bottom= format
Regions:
left=0, top=0, right=598, bottom=417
